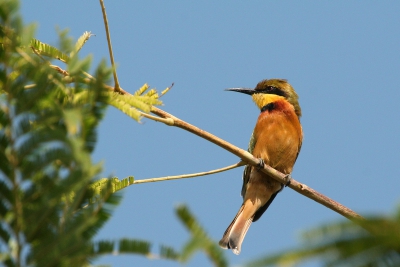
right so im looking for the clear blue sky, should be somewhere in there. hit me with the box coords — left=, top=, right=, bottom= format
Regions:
left=21, top=1, right=400, bottom=266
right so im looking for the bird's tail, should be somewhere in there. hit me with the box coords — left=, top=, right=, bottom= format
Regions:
left=219, top=203, right=254, bottom=255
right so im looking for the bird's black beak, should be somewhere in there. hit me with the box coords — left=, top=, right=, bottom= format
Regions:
left=225, top=88, right=255, bottom=95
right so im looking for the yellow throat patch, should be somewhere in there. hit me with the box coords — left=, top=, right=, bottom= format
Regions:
left=251, top=93, right=285, bottom=110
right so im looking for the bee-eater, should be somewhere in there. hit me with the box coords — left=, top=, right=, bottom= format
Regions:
left=219, top=79, right=303, bottom=255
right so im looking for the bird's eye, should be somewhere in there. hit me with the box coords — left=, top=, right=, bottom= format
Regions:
left=263, top=86, right=286, bottom=97
left=266, top=86, right=277, bottom=92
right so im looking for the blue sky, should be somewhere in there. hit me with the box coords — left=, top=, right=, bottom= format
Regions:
left=21, top=1, right=400, bottom=266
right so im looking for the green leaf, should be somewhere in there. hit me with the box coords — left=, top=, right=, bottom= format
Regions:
left=107, top=93, right=142, bottom=121
left=159, top=244, right=180, bottom=260
left=106, top=89, right=162, bottom=122
left=95, top=240, right=115, bottom=254
left=88, top=176, right=134, bottom=203
left=118, top=239, right=151, bottom=255
left=30, top=38, right=70, bottom=62
left=134, top=83, right=150, bottom=96
left=0, top=2, right=121, bottom=266
left=70, top=31, right=93, bottom=58
left=176, top=205, right=228, bottom=267
left=67, top=52, right=92, bottom=75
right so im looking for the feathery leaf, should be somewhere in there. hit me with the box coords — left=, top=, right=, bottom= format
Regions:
left=70, top=31, right=93, bottom=58
left=30, top=38, right=69, bottom=63
left=118, top=239, right=151, bottom=255
left=176, top=205, right=228, bottom=267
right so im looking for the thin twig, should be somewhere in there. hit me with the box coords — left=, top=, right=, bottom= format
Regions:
left=16, top=47, right=37, bottom=66
left=133, top=162, right=245, bottom=184
left=50, top=65, right=69, bottom=76
left=99, top=0, right=121, bottom=92
left=103, top=83, right=129, bottom=95
left=24, top=84, right=36, bottom=89
left=81, top=70, right=94, bottom=80
left=139, top=111, right=174, bottom=125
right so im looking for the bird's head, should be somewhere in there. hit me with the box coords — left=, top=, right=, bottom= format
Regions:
left=226, top=79, right=301, bottom=117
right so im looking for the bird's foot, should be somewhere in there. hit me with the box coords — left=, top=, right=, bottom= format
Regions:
left=283, top=174, right=292, bottom=187
left=256, top=158, right=265, bottom=171
left=279, top=174, right=292, bottom=192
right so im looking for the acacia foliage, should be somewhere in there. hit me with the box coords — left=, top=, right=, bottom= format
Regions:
left=0, top=1, right=119, bottom=266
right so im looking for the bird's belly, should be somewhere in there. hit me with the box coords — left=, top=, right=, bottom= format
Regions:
left=252, top=113, right=301, bottom=174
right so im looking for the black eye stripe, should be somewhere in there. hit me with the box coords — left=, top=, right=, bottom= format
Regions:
left=260, top=86, right=286, bottom=97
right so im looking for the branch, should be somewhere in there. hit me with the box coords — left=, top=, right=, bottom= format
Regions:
left=37, top=61, right=362, bottom=222
left=149, top=106, right=364, bottom=222
left=139, top=111, right=174, bottom=126
left=104, top=85, right=362, bottom=221
left=133, top=162, right=245, bottom=184
left=99, top=0, right=121, bottom=92
left=40, top=15, right=362, bottom=222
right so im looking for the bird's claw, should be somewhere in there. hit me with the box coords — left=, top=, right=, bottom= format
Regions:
left=256, top=159, right=291, bottom=189
left=283, top=174, right=292, bottom=187
left=278, top=174, right=292, bottom=192
left=256, top=158, right=265, bottom=171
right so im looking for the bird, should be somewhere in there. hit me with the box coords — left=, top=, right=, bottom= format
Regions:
left=219, top=79, right=303, bottom=255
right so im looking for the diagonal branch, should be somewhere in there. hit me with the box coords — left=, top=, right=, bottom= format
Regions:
left=43, top=61, right=363, bottom=222
left=110, top=82, right=363, bottom=222
left=48, top=56, right=365, bottom=229
left=149, top=106, right=364, bottom=222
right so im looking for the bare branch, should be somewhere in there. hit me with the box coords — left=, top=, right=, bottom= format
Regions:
left=139, top=111, right=174, bottom=125
left=133, top=162, right=245, bottom=184
left=99, top=0, right=121, bottom=92
left=43, top=57, right=362, bottom=222
left=50, top=65, right=69, bottom=76
left=148, top=106, right=364, bottom=222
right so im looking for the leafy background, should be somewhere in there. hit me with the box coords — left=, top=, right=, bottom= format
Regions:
left=20, top=1, right=400, bottom=266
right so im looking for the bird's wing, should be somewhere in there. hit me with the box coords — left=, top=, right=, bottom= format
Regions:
left=241, top=165, right=251, bottom=198
left=247, top=130, right=257, bottom=155
left=241, top=131, right=256, bottom=198
left=294, top=126, right=303, bottom=163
